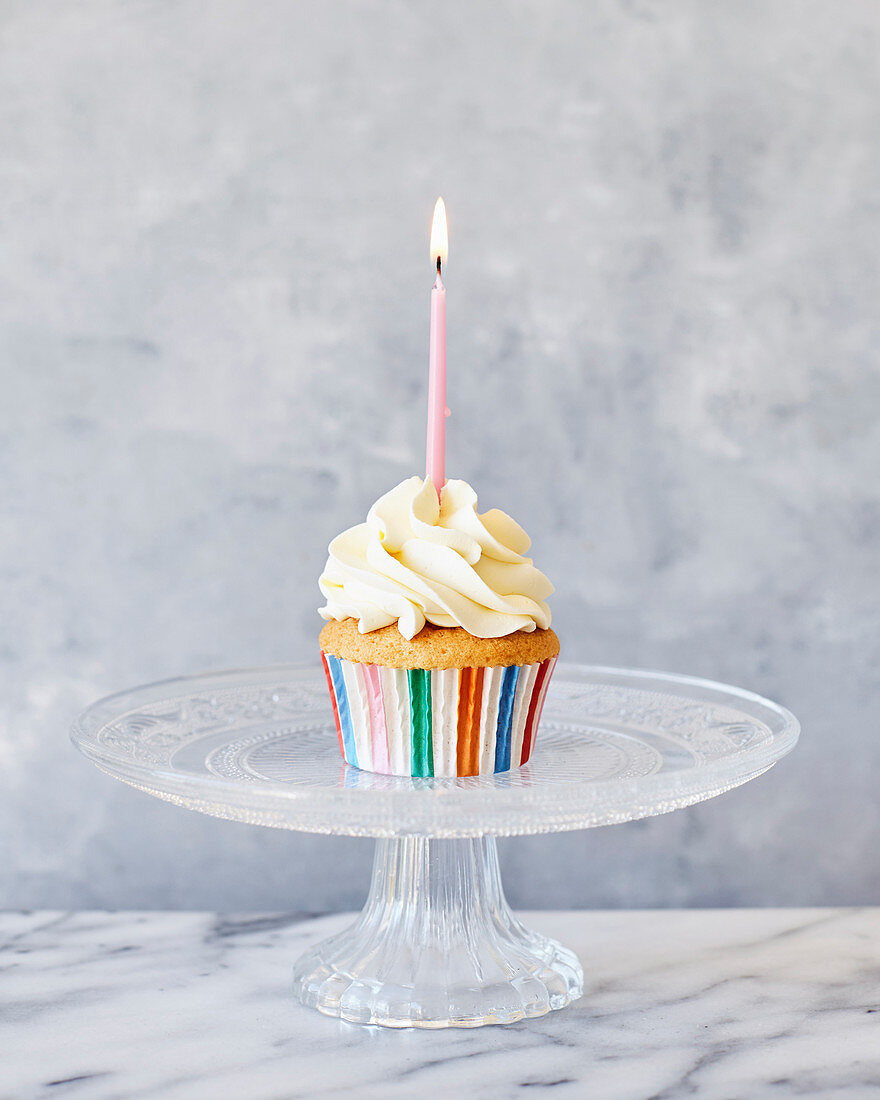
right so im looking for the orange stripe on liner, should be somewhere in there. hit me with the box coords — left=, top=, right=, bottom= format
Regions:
left=456, top=666, right=485, bottom=777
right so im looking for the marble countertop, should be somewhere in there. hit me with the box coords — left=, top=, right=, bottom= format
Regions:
left=3, top=908, right=878, bottom=1099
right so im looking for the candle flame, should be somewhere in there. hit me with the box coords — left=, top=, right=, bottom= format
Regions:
left=430, top=197, right=448, bottom=268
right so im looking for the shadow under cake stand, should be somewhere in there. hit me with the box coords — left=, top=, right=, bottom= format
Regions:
left=71, top=663, right=799, bottom=1029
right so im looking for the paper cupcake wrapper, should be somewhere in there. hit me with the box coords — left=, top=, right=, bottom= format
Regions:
left=321, top=653, right=557, bottom=777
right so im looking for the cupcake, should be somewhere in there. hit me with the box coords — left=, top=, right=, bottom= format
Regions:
left=318, top=475, right=558, bottom=777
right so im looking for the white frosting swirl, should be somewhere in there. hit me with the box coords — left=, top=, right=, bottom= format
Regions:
left=319, top=476, right=553, bottom=640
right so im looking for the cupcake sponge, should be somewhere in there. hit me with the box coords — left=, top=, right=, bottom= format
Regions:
left=320, top=619, right=559, bottom=670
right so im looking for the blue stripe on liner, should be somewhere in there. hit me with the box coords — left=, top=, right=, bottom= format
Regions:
left=494, top=665, right=520, bottom=773
left=326, top=654, right=357, bottom=768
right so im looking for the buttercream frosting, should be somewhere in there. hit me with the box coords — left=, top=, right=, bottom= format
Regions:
left=318, top=476, right=553, bottom=640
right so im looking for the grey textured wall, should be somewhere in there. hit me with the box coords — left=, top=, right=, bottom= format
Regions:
left=2, top=0, right=878, bottom=911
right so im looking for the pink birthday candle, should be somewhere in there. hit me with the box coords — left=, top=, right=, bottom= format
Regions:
left=426, top=197, right=448, bottom=498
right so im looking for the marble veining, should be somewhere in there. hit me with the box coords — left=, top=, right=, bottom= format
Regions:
left=2, top=909, right=878, bottom=1098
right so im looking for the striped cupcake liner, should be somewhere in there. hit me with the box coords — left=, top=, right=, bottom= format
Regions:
left=321, top=653, right=557, bottom=777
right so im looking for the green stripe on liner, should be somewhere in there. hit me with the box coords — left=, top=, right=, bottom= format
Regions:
left=408, top=668, right=434, bottom=777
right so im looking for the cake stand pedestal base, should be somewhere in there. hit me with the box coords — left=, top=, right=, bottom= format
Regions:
left=291, top=836, right=584, bottom=1028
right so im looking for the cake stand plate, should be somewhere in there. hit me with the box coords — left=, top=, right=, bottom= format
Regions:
left=71, top=663, right=799, bottom=1028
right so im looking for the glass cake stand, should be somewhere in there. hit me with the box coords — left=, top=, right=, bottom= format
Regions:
left=71, top=663, right=799, bottom=1029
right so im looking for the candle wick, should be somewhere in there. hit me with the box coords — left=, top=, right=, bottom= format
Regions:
left=436, top=255, right=442, bottom=277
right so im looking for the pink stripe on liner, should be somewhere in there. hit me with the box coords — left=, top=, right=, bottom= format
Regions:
left=363, top=664, right=390, bottom=774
